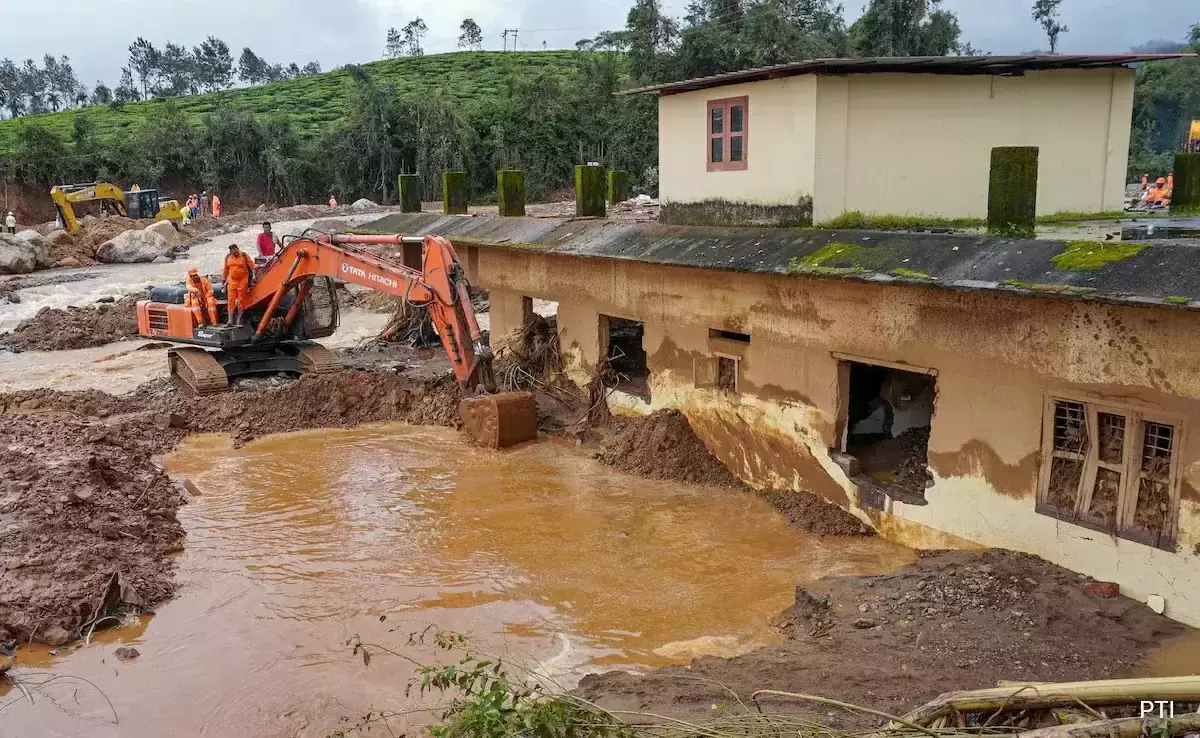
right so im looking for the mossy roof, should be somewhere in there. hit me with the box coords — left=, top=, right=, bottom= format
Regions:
left=361, top=212, right=1200, bottom=311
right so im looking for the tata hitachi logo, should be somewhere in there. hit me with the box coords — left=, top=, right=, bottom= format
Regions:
left=341, top=262, right=399, bottom=289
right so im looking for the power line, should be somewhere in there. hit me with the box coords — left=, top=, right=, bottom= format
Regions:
left=502, top=29, right=520, bottom=51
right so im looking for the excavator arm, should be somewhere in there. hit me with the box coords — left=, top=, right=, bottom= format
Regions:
left=243, top=232, right=495, bottom=393
left=50, top=183, right=128, bottom=232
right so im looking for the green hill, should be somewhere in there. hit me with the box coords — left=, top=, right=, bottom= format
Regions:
left=0, top=50, right=591, bottom=153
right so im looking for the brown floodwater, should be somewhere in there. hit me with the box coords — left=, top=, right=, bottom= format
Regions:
left=3, top=424, right=913, bottom=737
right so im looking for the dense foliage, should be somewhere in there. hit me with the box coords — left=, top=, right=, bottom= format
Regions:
left=0, top=2, right=1194, bottom=207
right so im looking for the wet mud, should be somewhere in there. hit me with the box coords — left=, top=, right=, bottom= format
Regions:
left=577, top=548, right=1187, bottom=727
left=0, top=295, right=141, bottom=352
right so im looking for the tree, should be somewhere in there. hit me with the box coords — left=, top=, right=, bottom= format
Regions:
left=385, top=27, right=404, bottom=59
left=301, top=61, right=322, bottom=76
left=458, top=18, right=484, bottom=50
left=194, top=36, right=234, bottom=92
left=128, top=37, right=161, bottom=98
left=850, top=0, right=963, bottom=57
left=115, top=67, right=139, bottom=102
left=1031, top=0, right=1068, bottom=54
left=626, top=0, right=679, bottom=82
left=402, top=18, right=429, bottom=56
left=0, top=59, right=20, bottom=118
left=238, top=47, right=268, bottom=84
left=286, top=62, right=301, bottom=79
left=91, top=83, right=113, bottom=106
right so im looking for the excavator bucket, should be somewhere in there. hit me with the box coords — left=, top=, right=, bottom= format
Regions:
left=459, top=391, right=538, bottom=449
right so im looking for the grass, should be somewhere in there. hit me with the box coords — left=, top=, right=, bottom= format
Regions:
left=1035, top=211, right=1128, bottom=224
left=0, top=50, right=597, bottom=152
left=1163, top=295, right=1191, bottom=305
left=890, top=268, right=931, bottom=279
left=815, top=211, right=984, bottom=231
left=1000, top=279, right=1097, bottom=295
left=1050, top=240, right=1150, bottom=271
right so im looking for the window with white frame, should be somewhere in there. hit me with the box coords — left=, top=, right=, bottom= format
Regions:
left=1037, top=398, right=1181, bottom=551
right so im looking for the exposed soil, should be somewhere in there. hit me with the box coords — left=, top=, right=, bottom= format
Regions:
left=0, top=295, right=141, bottom=351
left=598, top=410, right=872, bottom=536
left=576, top=548, right=1186, bottom=727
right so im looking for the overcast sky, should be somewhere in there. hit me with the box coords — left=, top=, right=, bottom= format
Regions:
left=0, top=0, right=1194, bottom=88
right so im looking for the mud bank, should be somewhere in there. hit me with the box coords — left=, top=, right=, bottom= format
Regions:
left=599, top=410, right=874, bottom=536
left=0, top=370, right=464, bottom=646
left=577, top=548, right=1187, bottom=726
left=0, top=295, right=140, bottom=351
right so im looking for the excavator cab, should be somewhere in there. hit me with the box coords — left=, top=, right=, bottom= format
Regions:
left=125, top=189, right=161, bottom=220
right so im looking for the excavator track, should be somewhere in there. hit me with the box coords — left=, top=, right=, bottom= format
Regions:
left=292, top=342, right=341, bottom=375
left=168, top=347, right=230, bottom=396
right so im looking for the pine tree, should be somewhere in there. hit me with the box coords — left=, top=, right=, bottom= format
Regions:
left=385, top=27, right=404, bottom=59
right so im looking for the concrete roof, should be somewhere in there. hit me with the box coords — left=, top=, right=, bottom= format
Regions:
left=359, top=212, right=1200, bottom=312
left=615, top=54, right=1193, bottom=96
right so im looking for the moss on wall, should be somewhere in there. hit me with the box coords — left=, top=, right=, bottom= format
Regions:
left=398, top=174, right=421, bottom=213
left=497, top=170, right=525, bottom=217
left=891, top=268, right=931, bottom=279
left=1164, top=295, right=1192, bottom=306
left=987, top=146, right=1039, bottom=238
left=817, top=211, right=983, bottom=231
left=1173, top=153, right=1200, bottom=216
left=442, top=171, right=468, bottom=215
left=1000, top=279, right=1096, bottom=295
left=607, top=169, right=630, bottom=205
left=661, top=197, right=814, bottom=227
left=1051, top=241, right=1149, bottom=271
left=575, top=165, right=606, bottom=217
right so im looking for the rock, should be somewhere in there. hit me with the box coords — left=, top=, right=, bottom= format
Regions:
left=5, top=293, right=19, bottom=304
left=1147, top=594, right=1166, bottom=614
left=830, top=451, right=862, bottom=477
left=255, top=203, right=269, bottom=212
left=97, top=296, right=116, bottom=303
left=16, top=229, right=45, bottom=248
left=41, top=626, right=73, bottom=647
left=45, top=229, right=74, bottom=247
left=69, top=487, right=95, bottom=503
left=144, top=219, right=180, bottom=244
left=151, top=255, right=174, bottom=264
left=853, top=618, right=877, bottom=629
left=0, top=233, right=38, bottom=274
left=350, top=198, right=379, bottom=210
left=95, top=229, right=172, bottom=264
left=168, top=413, right=188, bottom=428
left=54, top=257, right=83, bottom=269
left=114, top=646, right=140, bottom=661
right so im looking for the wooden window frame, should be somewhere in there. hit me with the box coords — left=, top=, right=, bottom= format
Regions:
left=706, top=96, right=749, bottom=172
left=1036, top=395, right=1184, bottom=551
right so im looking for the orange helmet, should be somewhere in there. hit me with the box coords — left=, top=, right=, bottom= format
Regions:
left=1156, top=177, right=1167, bottom=185
left=187, top=267, right=200, bottom=277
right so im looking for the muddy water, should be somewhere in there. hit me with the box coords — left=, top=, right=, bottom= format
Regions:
left=3, top=425, right=911, bottom=737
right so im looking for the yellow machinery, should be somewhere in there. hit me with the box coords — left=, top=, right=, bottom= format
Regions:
left=1188, top=120, right=1200, bottom=152
left=50, top=182, right=183, bottom=233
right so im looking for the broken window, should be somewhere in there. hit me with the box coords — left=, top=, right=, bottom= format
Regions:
left=601, top=315, right=649, bottom=399
left=837, top=360, right=935, bottom=505
left=1037, top=399, right=1179, bottom=551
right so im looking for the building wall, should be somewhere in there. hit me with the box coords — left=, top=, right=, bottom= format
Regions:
left=658, top=77, right=817, bottom=209
left=821, top=69, right=1134, bottom=221
left=658, top=68, right=1134, bottom=223
left=476, top=246, right=1200, bottom=626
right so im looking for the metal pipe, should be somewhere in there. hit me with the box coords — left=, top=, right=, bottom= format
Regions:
left=282, top=279, right=314, bottom=332
left=455, top=280, right=483, bottom=344
left=329, top=233, right=426, bottom=246
left=255, top=253, right=305, bottom=337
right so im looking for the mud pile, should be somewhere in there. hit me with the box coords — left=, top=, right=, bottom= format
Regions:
left=0, top=295, right=141, bottom=351
left=0, top=412, right=186, bottom=646
left=598, top=409, right=873, bottom=536
left=577, top=548, right=1186, bottom=727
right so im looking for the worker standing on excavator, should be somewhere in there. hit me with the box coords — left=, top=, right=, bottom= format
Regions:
left=222, top=244, right=255, bottom=327
left=184, top=267, right=218, bottom=326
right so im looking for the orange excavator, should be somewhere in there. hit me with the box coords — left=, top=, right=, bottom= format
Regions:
left=136, top=231, right=536, bottom=448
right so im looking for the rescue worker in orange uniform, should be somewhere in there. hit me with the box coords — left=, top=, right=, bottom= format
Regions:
left=184, top=267, right=218, bottom=326
left=222, top=244, right=256, bottom=327
left=1145, top=177, right=1169, bottom=207
left=329, top=194, right=338, bottom=208
left=212, top=192, right=222, bottom=217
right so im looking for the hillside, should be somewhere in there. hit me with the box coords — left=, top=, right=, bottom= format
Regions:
left=0, top=50, right=591, bottom=152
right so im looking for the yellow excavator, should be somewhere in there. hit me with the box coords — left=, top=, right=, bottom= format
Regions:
left=49, top=182, right=184, bottom=233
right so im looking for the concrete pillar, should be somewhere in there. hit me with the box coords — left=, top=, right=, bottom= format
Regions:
left=987, top=146, right=1039, bottom=238
left=442, top=171, right=468, bottom=215
left=497, top=170, right=525, bottom=217
left=575, top=165, right=606, bottom=217
left=607, top=169, right=630, bottom=205
left=1172, top=153, right=1200, bottom=216
left=398, top=174, right=421, bottom=213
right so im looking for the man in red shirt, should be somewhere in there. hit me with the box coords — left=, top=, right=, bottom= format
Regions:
left=256, top=222, right=280, bottom=258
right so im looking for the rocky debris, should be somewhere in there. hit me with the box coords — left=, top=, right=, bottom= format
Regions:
left=577, top=549, right=1186, bottom=729
left=758, top=488, right=875, bottom=536
left=350, top=198, right=379, bottom=210
left=114, top=646, right=140, bottom=661
left=95, top=229, right=173, bottom=264
left=0, top=295, right=141, bottom=352
left=151, top=255, right=174, bottom=264
left=15, top=229, right=45, bottom=250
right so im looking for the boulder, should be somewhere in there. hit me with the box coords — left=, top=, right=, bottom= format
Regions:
left=54, top=257, right=82, bottom=269
left=16, top=229, right=44, bottom=249
left=151, top=255, right=174, bottom=264
left=350, top=198, right=379, bottom=210
left=95, top=229, right=172, bottom=264
left=144, top=219, right=180, bottom=244
left=12, top=230, right=52, bottom=269
left=0, top=233, right=38, bottom=274
left=255, top=203, right=269, bottom=212
left=45, top=229, right=75, bottom=247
